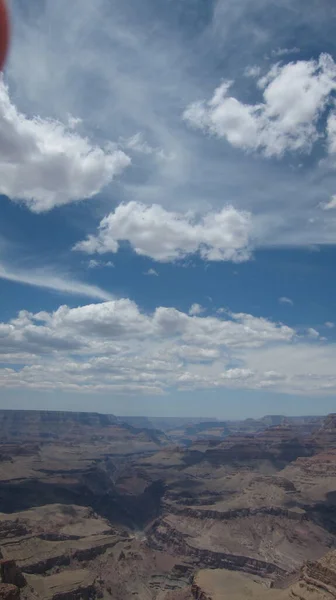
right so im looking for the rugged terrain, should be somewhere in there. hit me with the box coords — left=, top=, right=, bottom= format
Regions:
left=120, top=415, right=324, bottom=445
left=0, top=410, right=335, bottom=599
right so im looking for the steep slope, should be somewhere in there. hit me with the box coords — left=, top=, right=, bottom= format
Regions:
left=0, top=410, right=168, bottom=446
left=192, top=549, right=336, bottom=600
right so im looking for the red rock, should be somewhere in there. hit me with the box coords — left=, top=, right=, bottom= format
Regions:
left=0, top=561, right=25, bottom=588
left=0, top=584, right=19, bottom=600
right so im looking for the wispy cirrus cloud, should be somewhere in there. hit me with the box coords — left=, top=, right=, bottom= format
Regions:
left=0, top=261, right=112, bottom=301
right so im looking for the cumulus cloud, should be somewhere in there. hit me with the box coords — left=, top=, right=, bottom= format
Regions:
left=0, top=298, right=333, bottom=395
left=184, top=53, right=336, bottom=158
left=144, top=268, right=159, bottom=276
left=189, top=303, right=205, bottom=316
left=73, top=201, right=252, bottom=263
left=0, top=299, right=297, bottom=394
left=0, top=79, right=130, bottom=212
left=279, top=296, right=293, bottom=305
left=5, top=300, right=294, bottom=355
left=244, top=343, right=336, bottom=394
left=325, top=322, right=335, bottom=329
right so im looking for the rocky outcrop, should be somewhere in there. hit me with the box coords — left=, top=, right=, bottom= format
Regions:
left=0, top=585, right=19, bottom=600
left=0, top=561, right=25, bottom=588
left=25, top=569, right=97, bottom=600
left=191, top=553, right=336, bottom=600
left=49, top=584, right=96, bottom=600
left=5, top=534, right=124, bottom=575
left=298, top=551, right=336, bottom=595
left=302, top=561, right=336, bottom=591
left=0, top=410, right=170, bottom=450
left=203, top=425, right=316, bottom=468
left=0, top=523, right=30, bottom=540
left=311, top=414, right=336, bottom=452
left=165, top=415, right=323, bottom=446
left=191, top=581, right=210, bottom=600
left=0, top=444, right=40, bottom=461
left=0, top=410, right=117, bottom=442
left=149, top=519, right=285, bottom=579
left=163, top=503, right=306, bottom=523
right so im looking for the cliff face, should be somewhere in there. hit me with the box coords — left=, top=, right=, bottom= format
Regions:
left=0, top=559, right=25, bottom=600
left=0, top=409, right=168, bottom=447
left=0, top=561, right=25, bottom=588
left=148, top=517, right=286, bottom=579
left=0, top=410, right=117, bottom=442
left=312, top=414, right=336, bottom=452
left=203, top=425, right=316, bottom=469
left=286, top=550, right=336, bottom=599
left=191, top=551, right=336, bottom=600
left=0, top=584, right=20, bottom=600
left=160, top=415, right=324, bottom=445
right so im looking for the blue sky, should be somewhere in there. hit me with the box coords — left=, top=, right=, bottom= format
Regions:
left=0, top=0, right=336, bottom=418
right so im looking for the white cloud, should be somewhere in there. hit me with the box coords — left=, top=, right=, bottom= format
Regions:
left=7, top=0, right=336, bottom=253
left=144, top=268, right=159, bottom=276
left=244, top=66, right=262, bottom=78
left=67, top=115, right=82, bottom=129
left=307, top=327, right=320, bottom=338
left=279, top=296, right=293, bottom=305
left=0, top=299, right=336, bottom=394
left=88, top=260, right=99, bottom=269
left=175, top=345, right=220, bottom=362
left=121, top=133, right=155, bottom=155
left=88, top=259, right=114, bottom=269
left=0, top=79, right=130, bottom=212
left=221, top=368, right=254, bottom=381
left=0, top=299, right=300, bottom=394
left=0, top=261, right=112, bottom=301
left=184, top=53, right=336, bottom=158
left=189, top=303, right=205, bottom=316
left=325, top=322, right=335, bottom=329
left=73, top=201, right=252, bottom=263
left=0, top=298, right=334, bottom=395
left=320, top=195, right=336, bottom=211
left=327, top=112, right=336, bottom=154
left=6, top=0, right=336, bottom=256
left=243, top=343, right=336, bottom=394
left=120, top=133, right=169, bottom=160
left=271, top=47, right=300, bottom=57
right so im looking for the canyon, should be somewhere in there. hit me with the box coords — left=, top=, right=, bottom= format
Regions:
left=0, top=410, right=334, bottom=599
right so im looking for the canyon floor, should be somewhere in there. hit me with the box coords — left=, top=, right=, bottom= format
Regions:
left=0, top=410, right=335, bottom=600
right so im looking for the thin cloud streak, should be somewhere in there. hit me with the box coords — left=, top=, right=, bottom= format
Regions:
left=0, top=262, right=113, bottom=301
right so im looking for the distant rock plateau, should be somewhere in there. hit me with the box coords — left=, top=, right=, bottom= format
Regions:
left=0, top=410, right=334, bottom=599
